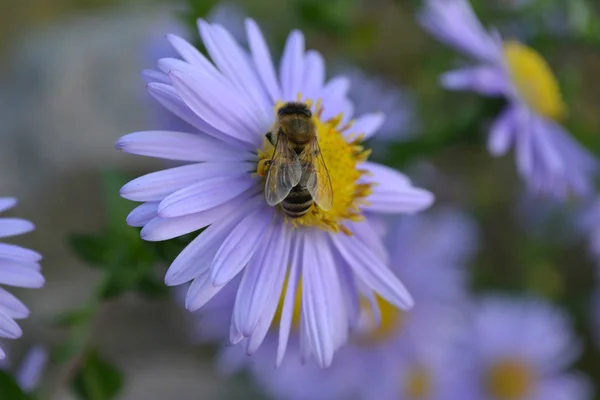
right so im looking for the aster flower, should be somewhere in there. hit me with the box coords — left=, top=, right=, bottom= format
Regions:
left=343, top=67, right=417, bottom=141
left=117, top=19, right=433, bottom=366
left=0, top=198, right=44, bottom=359
left=419, top=0, right=597, bottom=199
left=452, top=297, right=591, bottom=400
left=0, top=345, right=47, bottom=392
left=187, top=209, right=475, bottom=400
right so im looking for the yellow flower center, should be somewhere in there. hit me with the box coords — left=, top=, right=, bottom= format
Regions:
left=256, top=99, right=372, bottom=234
left=504, top=41, right=567, bottom=120
left=402, top=365, right=432, bottom=400
left=357, top=295, right=404, bottom=344
left=486, top=358, right=534, bottom=400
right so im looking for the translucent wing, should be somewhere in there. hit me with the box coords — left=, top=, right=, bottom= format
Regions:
left=300, top=137, right=333, bottom=211
left=265, top=132, right=302, bottom=206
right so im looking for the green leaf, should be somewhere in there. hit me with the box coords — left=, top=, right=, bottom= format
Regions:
left=0, top=370, right=34, bottom=400
left=69, top=234, right=111, bottom=268
left=72, top=348, right=123, bottom=400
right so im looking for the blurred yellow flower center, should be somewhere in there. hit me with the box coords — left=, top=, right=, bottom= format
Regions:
left=486, top=358, right=534, bottom=400
left=358, top=295, right=404, bottom=344
left=257, top=99, right=372, bottom=234
left=402, top=365, right=432, bottom=400
left=504, top=41, right=567, bottom=120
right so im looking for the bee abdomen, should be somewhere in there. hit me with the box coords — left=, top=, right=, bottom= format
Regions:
left=282, top=188, right=313, bottom=218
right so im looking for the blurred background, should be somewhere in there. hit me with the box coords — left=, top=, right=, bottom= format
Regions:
left=0, top=0, right=599, bottom=399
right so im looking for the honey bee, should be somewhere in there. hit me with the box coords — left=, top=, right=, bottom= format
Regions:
left=261, top=102, right=333, bottom=218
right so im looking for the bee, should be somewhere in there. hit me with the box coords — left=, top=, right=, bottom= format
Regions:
left=261, top=102, right=333, bottom=218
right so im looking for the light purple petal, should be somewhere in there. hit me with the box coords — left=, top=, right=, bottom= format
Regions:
left=0, top=219, right=34, bottom=239
left=0, top=260, right=45, bottom=288
left=276, top=229, right=302, bottom=366
left=210, top=207, right=273, bottom=286
left=279, top=30, right=305, bottom=101
left=16, top=346, right=47, bottom=392
left=361, top=163, right=434, bottom=214
left=169, top=70, right=261, bottom=149
left=245, top=19, right=281, bottom=103
left=0, top=198, right=17, bottom=213
left=115, top=131, right=245, bottom=162
left=198, top=21, right=271, bottom=124
left=236, top=219, right=291, bottom=337
left=488, top=106, right=516, bottom=156
left=0, top=243, right=42, bottom=263
left=120, top=161, right=250, bottom=202
left=146, top=83, right=249, bottom=149
left=345, top=113, right=385, bottom=140
left=0, top=311, right=22, bottom=339
left=246, top=226, right=291, bottom=355
left=319, top=77, right=351, bottom=121
left=0, top=288, right=29, bottom=319
left=302, top=50, right=325, bottom=101
left=164, top=197, right=262, bottom=286
left=185, top=270, right=226, bottom=311
left=141, top=69, right=170, bottom=85
left=301, top=233, right=334, bottom=368
left=440, top=66, right=508, bottom=96
left=141, top=194, right=248, bottom=241
left=126, top=202, right=159, bottom=227
left=331, top=233, right=413, bottom=309
left=157, top=175, right=255, bottom=218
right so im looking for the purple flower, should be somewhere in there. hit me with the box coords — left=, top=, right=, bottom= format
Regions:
left=419, top=0, right=597, bottom=199
left=188, top=209, right=475, bottom=400
left=0, top=345, right=47, bottom=392
left=344, top=67, right=418, bottom=141
left=0, top=198, right=44, bottom=359
left=452, top=297, right=592, bottom=400
left=117, top=19, right=434, bottom=367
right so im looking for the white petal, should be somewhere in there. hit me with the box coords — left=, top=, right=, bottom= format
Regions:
left=345, top=112, right=385, bottom=140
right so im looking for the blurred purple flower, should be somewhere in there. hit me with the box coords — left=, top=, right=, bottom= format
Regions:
left=189, top=209, right=476, bottom=400
left=452, top=297, right=592, bottom=400
left=0, top=198, right=44, bottom=359
left=343, top=67, right=418, bottom=141
left=419, top=0, right=597, bottom=200
left=117, top=19, right=434, bottom=367
left=0, top=345, right=47, bottom=392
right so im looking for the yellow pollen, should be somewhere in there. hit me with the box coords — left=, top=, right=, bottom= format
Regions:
left=504, top=41, right=567, bottom=120
left=256, top=99, right=372, bottom=234
left=403, top=365, right=432, bottom=400
left=486, top=358, right=534, bottom=400
left=357, top=295, right=404, bottom=344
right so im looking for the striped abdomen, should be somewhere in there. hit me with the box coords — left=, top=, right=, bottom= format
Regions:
left=282, top=185, right=313, bottom=218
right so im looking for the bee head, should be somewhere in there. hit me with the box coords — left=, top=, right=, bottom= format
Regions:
left=277, top=102, right=312, bottom=118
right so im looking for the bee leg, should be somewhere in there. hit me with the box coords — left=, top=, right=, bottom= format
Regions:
left=257, top=159, right=271, bottom=177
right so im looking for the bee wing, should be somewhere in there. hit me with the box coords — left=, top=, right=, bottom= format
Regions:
left=265, top=133, right=302, bottom=206
left=300, top=137, right=333, bottom=211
